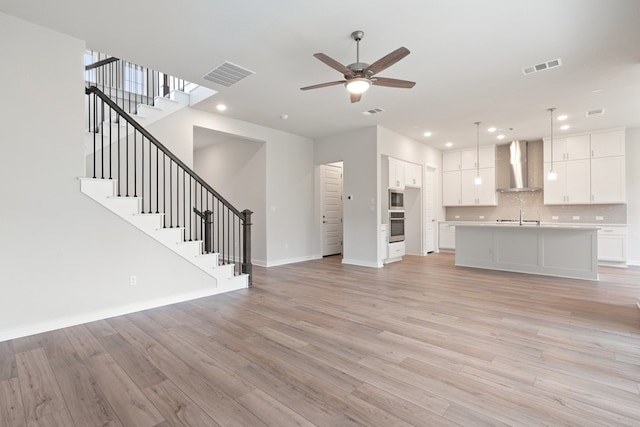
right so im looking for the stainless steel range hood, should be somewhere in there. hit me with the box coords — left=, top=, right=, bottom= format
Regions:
left=497, top=140, right=541, bottom=192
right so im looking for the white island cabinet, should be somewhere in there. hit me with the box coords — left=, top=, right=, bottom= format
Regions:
left=455, top=224, right=598, bottom=280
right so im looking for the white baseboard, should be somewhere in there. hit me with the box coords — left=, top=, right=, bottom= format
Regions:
left=0, top=286, right=245, bottom=343
left=342, top=258, right=383, bottom=268
left=265, top=255, right=317, bottom=267
left=626, top=259, right=640, bottom=267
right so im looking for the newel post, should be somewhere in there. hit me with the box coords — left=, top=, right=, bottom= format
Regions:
left=242, top=209, right=253, bottom=287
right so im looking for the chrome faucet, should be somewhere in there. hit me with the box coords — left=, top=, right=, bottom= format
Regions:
left=519, top=208, right=524, bottom=226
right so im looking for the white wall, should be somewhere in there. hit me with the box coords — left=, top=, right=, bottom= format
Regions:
left=136, top=106, right=316, bottom=267
left=625, top=128, right=640, bottom=265
left=315, top=127, right=380, bottom=267
left=193, top=130, right=267, bottom=264
left=0, top=13, right=225, bottom=341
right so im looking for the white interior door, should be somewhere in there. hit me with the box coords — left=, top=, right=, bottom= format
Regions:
left=424, top=167, right=436, bottom=253
left=321, top=163, right=343, bottom=256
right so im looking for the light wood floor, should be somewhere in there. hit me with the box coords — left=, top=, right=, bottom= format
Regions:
left=2, top=253, right=640, bottom=426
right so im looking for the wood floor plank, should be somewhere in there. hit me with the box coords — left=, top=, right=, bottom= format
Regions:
left=47, top=354, right=122, bottom=427
left=85, top=353, right=165, bottom=427
left=142, top=380, right=220, bottom=427
left=96, top=332, right=166, bottom=389
left=0, top=378, right=27, bottom=427
left=0, top=340, right=18, bottom=381
left=63, top=325, right=107, bottom=360
left=15, top=348, right=67, bottom=424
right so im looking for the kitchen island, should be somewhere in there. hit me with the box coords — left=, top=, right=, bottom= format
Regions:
left=455, top=224, right=599, bottom=280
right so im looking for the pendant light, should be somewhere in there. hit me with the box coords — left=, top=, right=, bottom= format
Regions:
left=474, top=121, right=482, bottom=185
left=547, top=108, right=557, bottom=181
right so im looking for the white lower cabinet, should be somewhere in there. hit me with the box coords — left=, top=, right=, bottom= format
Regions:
left=597, top=226, right=627, bottom=263
left=387, top=241, right=405, bottom=263
left=439, top=223, right=456, bottom=250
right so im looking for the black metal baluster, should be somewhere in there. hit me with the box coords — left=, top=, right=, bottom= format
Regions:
left=100, top=99, right=104, bottom=179
left=182, top=170, right=186, bottom=228
left=156, top=146, right=159, bottom=213
left=189, top=176, right=192, bottom=241
left=141, top=135, right=144, bottom=204
left=108, top=103, right=112, bottom=180
left=133, top=131, right=137, bottom=197
left=91, top=93, right=96, bottom=178
left=125, top=122, right=129, bottom=196
left=162, top=153, right=166, bottom=225
left=117, top=109, right=121, bottom=196
left=149, top=136, right=152, bottom=213
left=169, top=160, right=172, bottom=227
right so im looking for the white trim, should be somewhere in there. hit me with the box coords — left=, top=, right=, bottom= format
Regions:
left=265, top=255, right=319, bottom=267
left=627, top=259, right=640, bottom=267
left=0, top=286, right=245, bottom=342
left=342, top=258, right=383, bottom=268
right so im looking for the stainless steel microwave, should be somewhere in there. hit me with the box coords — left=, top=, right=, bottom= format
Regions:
left=389, top=189, right=404, bottom=210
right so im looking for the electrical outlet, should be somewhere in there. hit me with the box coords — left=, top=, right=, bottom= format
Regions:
left=595, top=216, right=604, bottom=221
left=551, top=216, right=559, bottom=220
left=479, top=215, right=485, bottom=219
left=130, top=275, right=137, bottom=286
left=454, top=215, right=460, bottom=219
left=572, top=216, right=580, bottom=220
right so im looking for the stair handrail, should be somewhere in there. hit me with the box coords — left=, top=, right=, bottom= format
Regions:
left=86, top=85, right=245, bottom=219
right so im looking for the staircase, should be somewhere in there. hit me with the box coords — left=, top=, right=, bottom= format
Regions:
left=81, top=53, right=252, bottom=292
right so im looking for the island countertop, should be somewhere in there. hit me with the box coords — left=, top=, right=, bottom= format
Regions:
left=455, top=224, right=599, bottom=280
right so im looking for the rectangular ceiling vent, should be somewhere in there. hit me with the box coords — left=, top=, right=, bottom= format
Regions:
left=362, top=108, right=385, bottom=116
left=586, top=108, right=605, bottom=117
left=521, top=58, right=562, bottom=75
left=203, top=61, right=255, bottom=87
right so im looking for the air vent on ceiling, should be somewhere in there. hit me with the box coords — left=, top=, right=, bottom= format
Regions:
left=586, top=108, right=605, bottom=117
left=362, top=108, right=385, bottom=116
left=203, top=61, right=255, bottom=87
left=521, top=58, right=562, bottom=75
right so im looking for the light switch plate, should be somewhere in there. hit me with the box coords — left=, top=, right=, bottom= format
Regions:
left=595, top=216, right=604, bottom=221
left=552, top=216, right=559, bottom=220
left=479, top=215, right=485, bottom=219
left=572, top=216, right=580, bottom=220
left=454, top=215, right=460, bottom=219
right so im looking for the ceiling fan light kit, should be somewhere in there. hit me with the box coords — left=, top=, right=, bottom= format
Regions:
left=346, top=77, right=371, bottom=94
left=301, top=30, right=416, bottom=103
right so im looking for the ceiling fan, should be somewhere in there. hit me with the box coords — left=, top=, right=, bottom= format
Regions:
left=301, top=30, right=416, bottom=103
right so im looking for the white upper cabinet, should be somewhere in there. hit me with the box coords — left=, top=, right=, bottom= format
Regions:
left=388, top=157, right=405, bottom=189
left=443, top=151, right=461, bottom=172
left=544, top=135, right=590, bottom=162
left=442, top=145, right=496, bottom=206
left=591, top=156, right=626, bottom=203
left=544, top=160, right=591, bottom=204
left=460, top=169, right=496, bottom=206
left=543, top=129, right=625, bottom=205
left=590, top=130, right=625, bottom=158
left=405, top=162, right=422, bottom=188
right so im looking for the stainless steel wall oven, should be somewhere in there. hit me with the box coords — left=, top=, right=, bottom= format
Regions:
left=389, top=211, right=405, bottom=243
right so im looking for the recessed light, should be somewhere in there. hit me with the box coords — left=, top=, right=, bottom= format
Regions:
left=487, top=127, right=497, bottom=133
left=423, top=131, right=432, bottom=137
left=216, top=104, right=227, bottom=111
left=592, top=89, right=603, bottom=94
left=280, top=114, right=289, bottom=120
left=560, top=124, right=570, bottom=130
left=557, top=115, right=568, bottom=121
left=445, top=142, right=453, bottom=147
left=497, top=134, right=505, bottom=140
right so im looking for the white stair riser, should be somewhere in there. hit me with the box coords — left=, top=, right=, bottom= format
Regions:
left=80, top=178, right=247, bottom=290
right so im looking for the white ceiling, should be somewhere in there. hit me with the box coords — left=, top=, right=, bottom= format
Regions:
left=3, top=0, right=640, bottom=150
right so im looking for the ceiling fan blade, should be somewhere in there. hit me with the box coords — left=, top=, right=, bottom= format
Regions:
left=365, top=47, right=410, bottom=75
left=313, top=53, right=353, bottom=76
left=300, top=80, right=346, bottom=91
left=372, top=77, right=416, bottom=88
left=350, top=92, right=362, bottom=103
